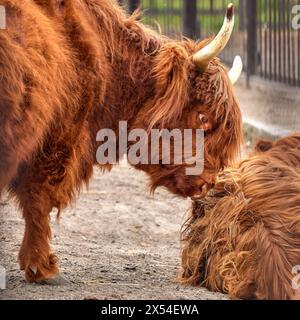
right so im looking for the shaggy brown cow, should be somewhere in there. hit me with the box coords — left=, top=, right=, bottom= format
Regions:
left=0, top=0, right=243, bottom=283
left=180, top=133, right=300, bottom=300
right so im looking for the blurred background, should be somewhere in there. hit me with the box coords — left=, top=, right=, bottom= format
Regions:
left=120, top=0, right=300, bottom=139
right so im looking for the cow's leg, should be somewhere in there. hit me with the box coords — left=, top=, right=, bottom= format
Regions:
left=14, top=123, right=94, bottom=283
left=17, top=191, right=59, bottom=283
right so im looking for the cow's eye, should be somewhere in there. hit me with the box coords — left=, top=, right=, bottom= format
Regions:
left=199, top=114, right=209, bottom=124
left=226, top=120, right=233, bottom=129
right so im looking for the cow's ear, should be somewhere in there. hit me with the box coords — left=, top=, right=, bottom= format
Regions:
left=145, top=43, right=189, bottom=131
left=254, top=139, right=273, bottom=153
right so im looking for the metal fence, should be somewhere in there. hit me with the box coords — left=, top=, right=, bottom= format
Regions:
left=120, top=0, right=300, bottom=87
left=256, top=0, right=300, bottom=86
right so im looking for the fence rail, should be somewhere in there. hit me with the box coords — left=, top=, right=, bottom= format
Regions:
left=120, top=0, right=300, bottom=87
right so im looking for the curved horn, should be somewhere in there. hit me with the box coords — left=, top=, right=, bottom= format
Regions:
left=193, top=3, right=235, bottom=72
left=228, top=56, right=243, bottom=84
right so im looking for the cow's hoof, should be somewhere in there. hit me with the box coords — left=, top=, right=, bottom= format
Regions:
left=36, top=273, right=70, bottom=286
left=24, top=254, right=60, bottom=283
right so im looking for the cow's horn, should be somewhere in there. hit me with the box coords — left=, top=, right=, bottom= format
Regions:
left=228, top=56, right=243, bottom=84
left=193, top=3, right=235, bottom=72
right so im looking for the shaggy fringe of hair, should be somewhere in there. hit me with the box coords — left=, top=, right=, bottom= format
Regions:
left=180, top=133, right=300, bottom=300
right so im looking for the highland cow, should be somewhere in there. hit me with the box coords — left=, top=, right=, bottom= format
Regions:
left=180, top=133, right=300, bottom=300
left=0, top=0, right=243, bottom=283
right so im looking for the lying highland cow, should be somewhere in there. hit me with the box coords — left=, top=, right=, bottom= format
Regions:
left=180, top=133, right=300, bottom=300
left=0, top=0, right=243, bottom=283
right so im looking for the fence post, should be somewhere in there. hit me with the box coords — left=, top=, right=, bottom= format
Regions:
left=183, top=0, right=198, bottom=39
left=239, top=0, right=245, bottom=31
left=246, top=0, right=257, bottom=83
left=129, top=0, right=141, bottom=13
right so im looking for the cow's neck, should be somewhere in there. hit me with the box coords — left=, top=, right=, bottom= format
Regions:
left=99, top=21, right=167, bottom=130
left=88, top=5, right=176, bottom=161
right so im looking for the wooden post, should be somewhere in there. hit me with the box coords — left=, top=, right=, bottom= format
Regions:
left=183, top=0, right=198, bottom=39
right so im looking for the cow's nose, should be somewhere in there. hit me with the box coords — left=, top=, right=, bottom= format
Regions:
left=191, top=183, right=210, bottom=200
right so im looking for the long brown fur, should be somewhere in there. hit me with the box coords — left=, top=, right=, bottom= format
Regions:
left=180, top=133, right=300, bottom=300
left=0, top=0, right=242, bottom=282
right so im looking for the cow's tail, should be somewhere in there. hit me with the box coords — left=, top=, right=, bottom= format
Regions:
left=0, top=32, right=49, bottom=194
left=0, top=33, right=24, bottom=193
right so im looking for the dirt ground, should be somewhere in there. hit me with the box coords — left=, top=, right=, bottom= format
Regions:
left=1, top=82, right=295, bottom=301
left=0, top=160, right=227, bottom=300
